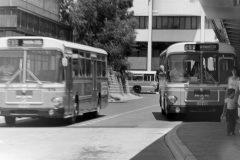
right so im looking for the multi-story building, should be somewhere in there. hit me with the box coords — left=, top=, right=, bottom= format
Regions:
left=128, top=0, right=217, bottom=71
left=0, top=0, right=72, bottom=40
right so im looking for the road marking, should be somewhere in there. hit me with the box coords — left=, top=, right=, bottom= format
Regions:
left=72, top=104, right=159, bottom=127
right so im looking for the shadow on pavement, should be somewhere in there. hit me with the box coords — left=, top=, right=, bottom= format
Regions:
left=0, top=115, right=106, bottom=127
left=152, top=112, right=168, bottom=121
left=130, top=135, right=175, bottom=160
left=153, top=111, right=221, bottom=122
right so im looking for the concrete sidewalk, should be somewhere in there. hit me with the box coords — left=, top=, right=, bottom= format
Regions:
left=166, top=122, right=240, bottom=160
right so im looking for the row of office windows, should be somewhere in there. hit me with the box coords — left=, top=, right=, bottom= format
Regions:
left=0, top=7, right=71, bottom=40
left=135, top=16, right=212, bottom=30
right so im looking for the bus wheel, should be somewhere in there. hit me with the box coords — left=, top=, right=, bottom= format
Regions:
left=92, top=97, right=101, bottom=118
left=133, top=86, right=141, bottom=93
left=161, top=107, right=166, bottom=115
left=166, top=113, right=174, bottom=120
left=5, top=116, right=16, bottom=126
left=69, top=103, right=79, bottom=124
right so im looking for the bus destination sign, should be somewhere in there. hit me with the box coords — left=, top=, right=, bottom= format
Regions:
left=8, top=39, right=43, bottom=47
left=185, top=43, right=219, bottom=51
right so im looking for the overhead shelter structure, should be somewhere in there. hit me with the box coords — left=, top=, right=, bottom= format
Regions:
left=199, top=0, right=240, bottom=62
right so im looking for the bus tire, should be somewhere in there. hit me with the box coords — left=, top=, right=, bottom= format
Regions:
left=68, top=102, right=79, bottom=124
left=5, top=116, right=16, bottom=126
left=133, top=86, right=141, bottom=93
left=166, top=113, right=174, bottom=120
left=91, top=96, right=101, bottom=118
left=84, top=96, right=101, bottom=119
left=161, top=107, right=166, bottom=115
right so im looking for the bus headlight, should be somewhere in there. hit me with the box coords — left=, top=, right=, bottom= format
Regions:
left=51, top=97, right=63, bottom=108
left=49, top=109, right=54, bottom=116
left=168, top=96, right=178, bottom=104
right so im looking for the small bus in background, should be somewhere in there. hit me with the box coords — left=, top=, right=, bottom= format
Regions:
left=159, top=42, right=236, bottom=120
left=127, top=70, right=157, bottom=93
left=0, top=36, right=108, bottom=126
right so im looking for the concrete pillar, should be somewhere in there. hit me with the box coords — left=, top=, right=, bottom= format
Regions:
left=200, top=8, right=205, bottom=42
left=147, top=0, right=153, bottom=71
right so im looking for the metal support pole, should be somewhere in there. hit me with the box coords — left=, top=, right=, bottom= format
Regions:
left=200, top=8, right=205, bottom=42
left=147, top=0, right=153, bottom=71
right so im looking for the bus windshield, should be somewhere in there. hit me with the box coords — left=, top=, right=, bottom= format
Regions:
left=168, top=52, right=218, bottom=84
left=0, top=50, right=23, bottom=83
left=0, top=50, right=62, bottom=83
left=27, top=50, right=62, bottom=83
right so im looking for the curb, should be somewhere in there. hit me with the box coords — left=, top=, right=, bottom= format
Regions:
left=108, top=93, right=143, bottom=103
left=165, top=124, right=197, bottom=160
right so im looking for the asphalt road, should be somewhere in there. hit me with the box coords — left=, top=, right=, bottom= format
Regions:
left=0, top=94, right=181, bottom=160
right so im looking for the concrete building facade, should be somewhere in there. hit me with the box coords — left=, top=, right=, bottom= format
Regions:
left=0, top=0, right=72, bottom=40
left=128, top=0, right=218, bottom=71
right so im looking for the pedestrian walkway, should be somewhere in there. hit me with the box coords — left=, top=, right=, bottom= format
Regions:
left=166, top=122, right=240, bottom=160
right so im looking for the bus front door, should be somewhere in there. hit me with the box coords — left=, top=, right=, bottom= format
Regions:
left=66, top=58, right=74, bottom=115
left=92, top=59, right=98, bottom=109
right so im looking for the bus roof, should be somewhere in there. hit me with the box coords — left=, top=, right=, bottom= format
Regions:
left=165, top=42, right=236, bottom=56
left=0, top=36, right=107, bottom=55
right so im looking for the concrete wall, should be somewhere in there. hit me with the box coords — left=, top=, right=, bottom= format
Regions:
left=135, top=29, right=217, bottom=42
left=133, top=0, right=203, bottom=16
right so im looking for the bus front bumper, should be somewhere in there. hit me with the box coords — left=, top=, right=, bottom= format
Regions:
left=167, top=105, right=223, bottom=114
left=0, top=107, right=65, bottom=118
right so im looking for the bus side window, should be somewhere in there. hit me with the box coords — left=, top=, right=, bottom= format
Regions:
left=102, top=61, right=106, bottom=77
left=79, top=58, right=85, bottom=77
left=73, top=59, right=79, bottom=77
left=97, top=61, right=102, bottom=77
left=86, top=59, right=91, bottom=77
left=219, top=59, right=234, bottom=83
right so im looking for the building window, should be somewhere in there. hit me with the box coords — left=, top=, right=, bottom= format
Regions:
left=191, top=16, right=197, bottom=29
left=136, top=16, right=148, bottom=29
left=162, top=16, right=168, bottom=29
left=152, top=16, right=157, bottom=29
left=156, top=16, right=162, bottom=29
left=173, top=17, right=180, bottom=29
left=179, top=17, right=185, bottom=29
left=185, top=17, right=191, bottom=29
left=168, top=17, right=174, bottom=29
left=205, top=17, right=213, bottom=29
left=134, top=16, right=201, bottom=30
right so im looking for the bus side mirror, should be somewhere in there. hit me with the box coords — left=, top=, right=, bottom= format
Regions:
left=62, top=57, right=68, bottom=67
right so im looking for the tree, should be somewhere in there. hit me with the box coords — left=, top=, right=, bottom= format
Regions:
left=58, top=0, right=137, bottom=71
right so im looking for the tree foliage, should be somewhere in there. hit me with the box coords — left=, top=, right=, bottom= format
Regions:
left=58, top=0, right=137, bottom=71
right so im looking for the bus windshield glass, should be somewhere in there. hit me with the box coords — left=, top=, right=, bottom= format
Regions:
left=27, top=50, right=62, bottom=83
left=0, top=50, right=23, bottom=83
left=168, top=52, right=218, bottom=84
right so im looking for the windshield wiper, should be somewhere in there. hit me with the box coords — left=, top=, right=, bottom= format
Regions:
left=26, top=69, right=43, bottom=85
left=6, top=69, right=22, bottom=85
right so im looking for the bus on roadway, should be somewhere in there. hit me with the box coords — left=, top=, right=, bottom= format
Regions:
left=158, top=42, right=236, bottom=120
left=0, top=36, right=108, bottom=125
left=127, top=70, right=157, bottom=93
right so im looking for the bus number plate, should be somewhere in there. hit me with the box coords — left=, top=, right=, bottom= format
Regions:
left=18, top=104, right=30, bottom=108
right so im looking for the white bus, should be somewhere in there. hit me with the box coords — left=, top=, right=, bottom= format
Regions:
left=127, top=70, right=157, bottom=93
left=0, top=36, right=108, bottom=125
left=159, top=42, right=236, bottom=119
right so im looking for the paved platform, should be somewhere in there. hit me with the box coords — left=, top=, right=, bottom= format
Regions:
left=166, top=122, right=240, bottom=160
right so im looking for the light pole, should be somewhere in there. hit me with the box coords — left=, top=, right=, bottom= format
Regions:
left=147, top=0, right=153, bottom=71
